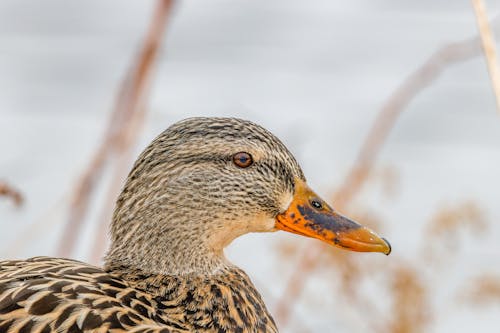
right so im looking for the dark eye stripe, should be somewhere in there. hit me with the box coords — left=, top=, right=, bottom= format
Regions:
left=233, top=152, right=253, bottom=168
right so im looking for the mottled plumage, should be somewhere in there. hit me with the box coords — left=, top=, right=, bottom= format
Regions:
left=0, top=117, right=390, bottom=332
left=0, top=257, right=275, bottom=332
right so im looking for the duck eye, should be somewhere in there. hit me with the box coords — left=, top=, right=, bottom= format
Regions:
left=233, top=152, right=253, bottom=168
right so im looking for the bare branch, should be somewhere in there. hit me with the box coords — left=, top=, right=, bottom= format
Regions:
left=57, top=0, right=175, bottom=258
left=471, top=0, right=500, bottom=113
left=89, top=0, right=175, bottom=264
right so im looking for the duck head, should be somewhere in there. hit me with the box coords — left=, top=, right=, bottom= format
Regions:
left=105, top=117, right=390, bottom=275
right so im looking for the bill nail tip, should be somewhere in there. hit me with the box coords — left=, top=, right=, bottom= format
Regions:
left=382, top=237, right=392, bottom=255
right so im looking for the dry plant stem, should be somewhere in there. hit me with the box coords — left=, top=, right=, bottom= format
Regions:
left=57, top=146, right=109, bottom=257
left=89, top=0, right=174, bottom=264
left=471, top=0, right=500, bottom=113
left=0, top=181, right=23, bottom=206
left=57, top=0, right=174, bottom=258
left=274, top=26, right=496, bottom=328
left=334, top=36, right=489, bottom=207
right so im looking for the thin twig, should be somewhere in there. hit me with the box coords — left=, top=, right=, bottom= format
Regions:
left=471, top=0, right=500, bottom=113
left=274, top=20, right=500, bottom=328
left=0, top=181, right=23, bottom=206
left=57, top=0, right=175, bottom=258
left=89, top=0, right=174, bottom=264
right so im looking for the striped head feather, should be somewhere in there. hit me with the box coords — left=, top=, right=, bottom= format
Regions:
left=105, top=117, right=305, bottom=276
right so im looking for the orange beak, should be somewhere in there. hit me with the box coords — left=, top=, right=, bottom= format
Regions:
left=275, top=179, right=391, bottom=255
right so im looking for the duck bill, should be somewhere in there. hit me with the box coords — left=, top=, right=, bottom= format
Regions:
left=275, top=179, right=391, bottom=255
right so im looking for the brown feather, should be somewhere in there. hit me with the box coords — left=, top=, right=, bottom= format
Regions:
left=0, top=257, right=277, bottom=332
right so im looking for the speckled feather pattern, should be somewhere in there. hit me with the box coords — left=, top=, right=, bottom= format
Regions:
left=0, top=257, right=277, bottom=332
left=0, top=118, right=306, bottom=332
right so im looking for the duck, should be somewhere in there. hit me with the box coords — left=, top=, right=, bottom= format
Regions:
left=0, top=117, right=391, bottom=333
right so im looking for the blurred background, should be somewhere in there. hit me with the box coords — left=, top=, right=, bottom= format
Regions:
left=1, top=0, right=500, bottom=332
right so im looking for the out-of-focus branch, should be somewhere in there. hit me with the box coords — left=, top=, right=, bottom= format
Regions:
left=274, top=20, right=499, bottom=328
left=471, top=0, right=500, bottom=113
left=334, top=28, right=499, bottom=208
left=57, top=0, right=175, bottom=258
left=0, top=181, right=23, bottom=206
left=88, top=0, right=175, bottom=264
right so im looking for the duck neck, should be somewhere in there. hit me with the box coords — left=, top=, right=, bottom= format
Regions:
left=104, top=218, right=230, bottom=276
left=104, top=194, right=239, bottom=275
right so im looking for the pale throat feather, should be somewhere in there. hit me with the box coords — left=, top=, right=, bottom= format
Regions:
left=106, top=201, right=261, bottom=276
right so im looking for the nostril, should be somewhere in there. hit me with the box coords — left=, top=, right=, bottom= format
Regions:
left=310, top=199, right=323, bottom=210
